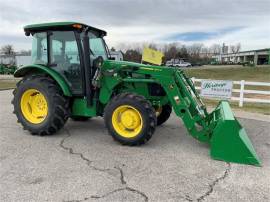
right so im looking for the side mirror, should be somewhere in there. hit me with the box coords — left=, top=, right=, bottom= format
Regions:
left=25, top=31, right=30, bottom=36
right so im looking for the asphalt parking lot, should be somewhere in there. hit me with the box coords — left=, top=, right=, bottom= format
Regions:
left=0, top=90, right=269, bottom=202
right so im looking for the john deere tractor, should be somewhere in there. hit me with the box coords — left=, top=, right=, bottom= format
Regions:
left=12, top=22, right=261, bottom=166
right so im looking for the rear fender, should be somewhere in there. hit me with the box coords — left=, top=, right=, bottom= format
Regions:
left=14, top=65, right=72, bottom=96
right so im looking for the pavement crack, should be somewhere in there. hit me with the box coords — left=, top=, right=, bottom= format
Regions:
left=63, top=197, right=89, bottom=202
left=90, top=166, right=148, bottom=201
left=125, top=187, right=149, bottom=202
left=60, top=128, right=148, bottom=202
left=90, top=188, right=126, bottom=199
left=196, top=163, right=231, bottom=202
left=90, top=187, right=148, bottom=202
left=114, top=166, right=127, bottom=185
left=60, top=129, right=112, bottom=173
left=60, top=129, right=92, bottom=165
left=184, top=194, right=193, bottom=202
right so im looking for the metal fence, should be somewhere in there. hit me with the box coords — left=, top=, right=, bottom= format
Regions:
left=191, top=78, right=270, bottom=107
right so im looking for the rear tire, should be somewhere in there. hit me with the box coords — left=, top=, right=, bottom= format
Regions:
left=104, top=93, right=156, bottom=146
left=12, top=75, right=69, bottom=135
left=157, top=104, right=172, bottom=126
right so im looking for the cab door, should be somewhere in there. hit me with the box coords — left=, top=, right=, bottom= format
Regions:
left=50, top=31, right=84, bottom=95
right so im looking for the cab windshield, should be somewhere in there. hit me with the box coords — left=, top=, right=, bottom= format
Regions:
left=88, top=31, right=108, bottom=60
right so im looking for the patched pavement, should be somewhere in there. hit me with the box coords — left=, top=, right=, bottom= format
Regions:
left=0, top=90, right=269, bottom=202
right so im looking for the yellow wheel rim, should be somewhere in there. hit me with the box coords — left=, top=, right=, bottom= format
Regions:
left=112, top=105, right=143, bottom=138
left=20, top=89, right=48, bottom=124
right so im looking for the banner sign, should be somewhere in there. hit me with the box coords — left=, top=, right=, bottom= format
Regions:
left=142, top=47, right=164, bottom=66
left=201, top=80, right=233, bottom=99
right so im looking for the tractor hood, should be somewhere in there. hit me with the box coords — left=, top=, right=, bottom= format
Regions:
left=103, top=60, right=177, bottom=76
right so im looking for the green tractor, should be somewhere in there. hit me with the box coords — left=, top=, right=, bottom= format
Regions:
left=4, top=65, right=16, bottom=75
left=0, top=64, right=4, bottom=74
left=12, top=22, right=261, bottom=166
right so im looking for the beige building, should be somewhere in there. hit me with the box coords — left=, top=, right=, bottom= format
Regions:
left=212, top=48, right=270, bottom=65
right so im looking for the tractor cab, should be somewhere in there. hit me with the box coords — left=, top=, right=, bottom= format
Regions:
left=24, top=22, right=108, bottom=95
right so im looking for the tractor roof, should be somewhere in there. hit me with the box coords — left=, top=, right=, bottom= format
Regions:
left=24, top=22, right=107, bottom=36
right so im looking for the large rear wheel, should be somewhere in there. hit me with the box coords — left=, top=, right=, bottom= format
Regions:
left=156, top=104, right=172, bottom=126
left=12, top=75, right=69, bottom=135
left=104, top=93, right=156, bottom=146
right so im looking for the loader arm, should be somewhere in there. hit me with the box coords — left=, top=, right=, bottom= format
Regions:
left=101, top=61, right=261, bottom=166
left=156, top=69, right=213, bottom=142
left=159, top=69, right=261, bottom=166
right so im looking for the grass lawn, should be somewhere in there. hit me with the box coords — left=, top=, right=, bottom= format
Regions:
left=184, top=65, right=270, bottom=82
left=203, top=99, right=270, bottom=115
left=0, top=79, right=17, bottom=90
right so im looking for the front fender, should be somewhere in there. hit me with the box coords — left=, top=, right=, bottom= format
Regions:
left=14, top=65, right=72, bottom=96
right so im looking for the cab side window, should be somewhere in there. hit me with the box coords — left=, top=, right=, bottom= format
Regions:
left=50, top=31, right=83, bottom=94
left=31, top=32, right=48, bottom=65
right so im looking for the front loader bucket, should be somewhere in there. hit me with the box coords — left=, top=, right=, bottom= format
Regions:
left=210, top=101, right=261, bottom=166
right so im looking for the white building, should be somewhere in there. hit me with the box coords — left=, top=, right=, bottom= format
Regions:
left=16, top=55, right=31, bottom=67
left=0, top=54, right=16, bottom=65
left=212, top=48, right=270, bottom=65
left=109, top=51, right=124, bottom=61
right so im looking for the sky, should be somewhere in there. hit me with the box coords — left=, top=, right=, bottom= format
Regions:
left=0, top=0, right=269, bottom=52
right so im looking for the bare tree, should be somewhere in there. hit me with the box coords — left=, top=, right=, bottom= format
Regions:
left=187, top=43, right=203, bottom=57
left=118, top=42, right=222, bottom=64
left=164, top=43, right=178, bottom=60
left=19, top=50, right=31, bottom=55
left=123, top=49, right=142, bottom=63
left=148, top=43, right=158, bottom=50
left=1, top=45, right=15, bottom=55
left=230, top=43, right=241, bottom=53
left=177, top=45, right=188, bottom=59
left=210, top=44, right=221, bottom=54
left=201, top=46, right=211, bottom=58
left=229, top=43, right=241, bottom=63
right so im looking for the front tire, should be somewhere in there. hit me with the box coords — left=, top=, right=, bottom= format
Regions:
left=12, top=75, right=69, bottom=135
left=104, top=93, right=156, bottom=146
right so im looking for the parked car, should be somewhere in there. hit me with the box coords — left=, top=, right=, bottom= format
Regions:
left=166, top=59, right=192, bottom=68
left=191, top=63, right=203, bottom=67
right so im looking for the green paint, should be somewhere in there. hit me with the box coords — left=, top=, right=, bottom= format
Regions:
left=24, top=21, right=81, bottom=30
left=16, top=22, right=260, bottom=166
left=268, top=49, right=270, bottom=65
left=24, top=21, right=106, bottom=35
left=99, top=59, right=261, bottom=165
left=72, top=98, right=97, bottom=117
left=0, top=65, right=16, bottom=75
left=14, top=64, right=72, bottom=96
left=210, top=102, right=261, bottom=166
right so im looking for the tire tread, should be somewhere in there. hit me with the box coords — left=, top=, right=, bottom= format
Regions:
left=12, top=74, right=69, bottom=136
left=104, top=93, right=156, bottom=146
